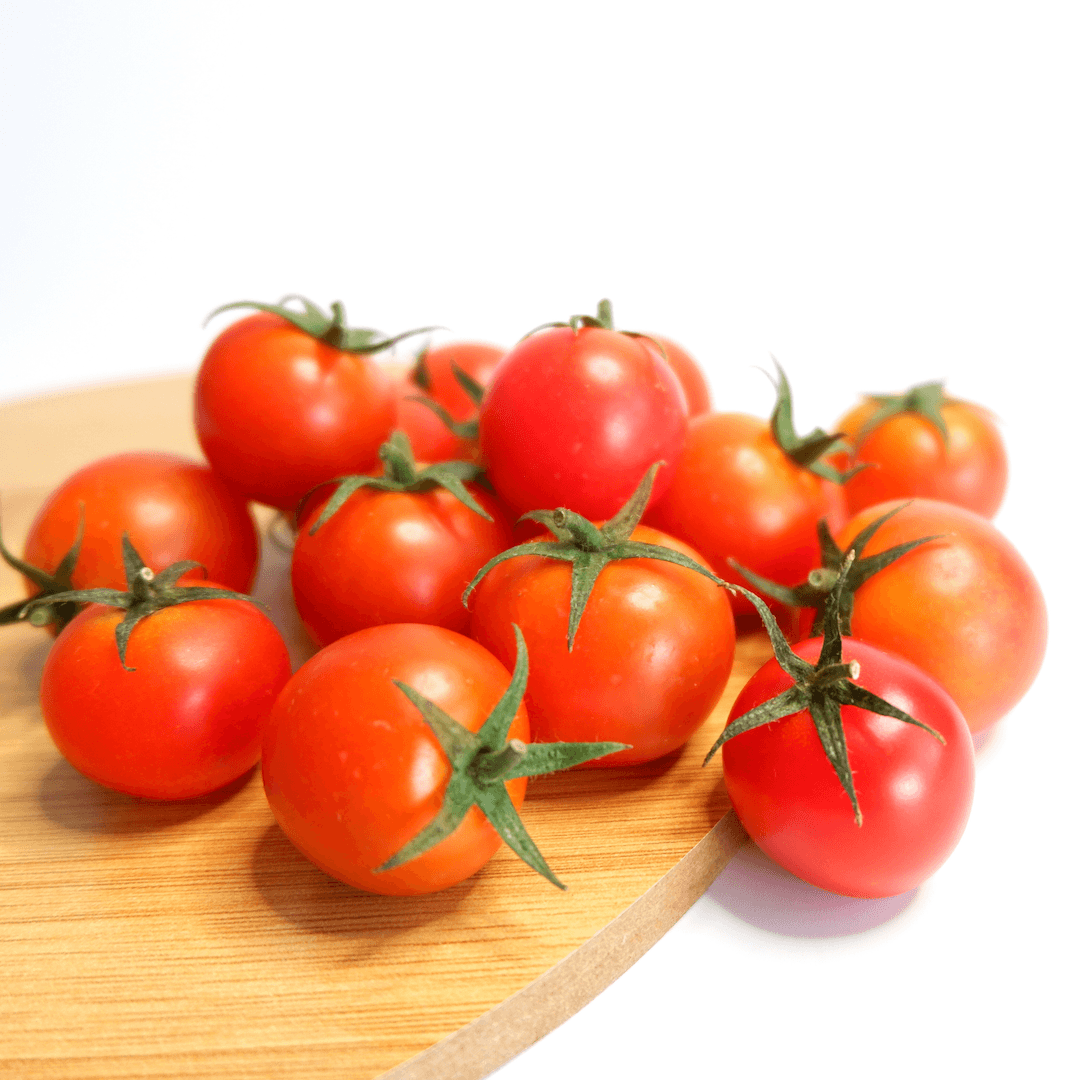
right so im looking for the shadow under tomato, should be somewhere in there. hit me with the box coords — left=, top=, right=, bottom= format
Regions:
left=37, top=757, right=256, bottom=834
left=703, top=841, right=919, bottom=938
left=251, top=823, right=482, bottom=943
left=16, top=632, right=51, bottom=690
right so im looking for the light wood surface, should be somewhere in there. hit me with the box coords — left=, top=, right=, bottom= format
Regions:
left=0, top=377, right=767, bottom=1079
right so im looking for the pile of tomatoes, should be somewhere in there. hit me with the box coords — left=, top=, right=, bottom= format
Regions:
left=4, top=296, right=1047, bottom=900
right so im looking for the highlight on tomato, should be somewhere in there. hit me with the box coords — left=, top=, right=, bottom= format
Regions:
left=24, top=537, right=291, bottom=800
left=261, top=623, right=624, bottom=895
left=290, top=430, right=513, bottom=646
left=465, top=465, right=736, bottom=766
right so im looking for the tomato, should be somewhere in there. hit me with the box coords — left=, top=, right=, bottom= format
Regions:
left=23, top=451, right=259, bottom=594
left=646, top=412, right=846, bottom=618
left=478, top=319, right=688, bottom=520
left=834, top=499, right=1046, bottom=733
left=467, top=523, right=735, bottom=766
left=392, top=381, right=470, bottom=463
left=195, top=308, right=397, bottom=512
left=291, top=474, right=513, bottom=647
left=721, top=636, right=975, bottom=898
left=642, top=335, right=711, bottom=417
left=835, top=385, right=1007, bottom=518
left=261, top=623, right=530, bottom=895
left=410, top=341, right=505, bottom=421
left=39, top=583, right=291, bottom=800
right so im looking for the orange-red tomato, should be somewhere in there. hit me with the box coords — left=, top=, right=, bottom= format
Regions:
left=836, top=397, right=1007, bottom=518
left=468, top=524, right=735, bottom=766
left=646, top=413, right=846, bottom=618
left=291, top=480, right=513, bottom=646
left=643, top=335, right=711, bottom=417
left=195, top=312, right=396, bottom=512
left=413, top=341, right=505, bottom=420
left=834, top=499, right=1046, bottom=733
left=261, top=623, right=529, bottom=895
left=23, top=451, right=259, bottom=594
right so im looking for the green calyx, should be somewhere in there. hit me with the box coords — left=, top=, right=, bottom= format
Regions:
left=768, top=358, right=867, bottom=484
left=206, top=294, right=440, bottom=355
left=462, top=463, right=726, bottom=650
left=730, top=502, right=942, bottom=636
left=703, top=553, right=944, bottom=825
left=306, top=430, right=492, bottom=534
left=377, top=625, right=627, bottom=889
left=19, top=536, right=257, bottom=671
left=856, top=380, right=951, bottom=447
left=0, top=507, right=85, bottom=632
left=521, top=299, right=665, bottom=356
left=405, top=360, right=485, bottom=442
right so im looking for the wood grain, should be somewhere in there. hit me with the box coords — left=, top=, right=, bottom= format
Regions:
left=0, top=378, right=766, bottom=1079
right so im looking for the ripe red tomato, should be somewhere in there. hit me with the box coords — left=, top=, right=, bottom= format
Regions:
left=646, top=412, right=846, bottom=617
left=642, top=335, right=711, bottom=417
left=291, top=478, right=513, bottom=646
left=467, top=524, right=735, bottom=766
left=411, top=341, right=505, bottom=421
left=722, top=637, right=975, bottom=898
left=195, top=311, right=397, bottom=511
left=261, top=623, right=530, bottom=895
left=835, top=499, right=1046, bottom=733
left=23, top=452, right=259, bottom=594
left=836, top=389, right=1007, bottom=518
left=478, top=324, right=688, bottom=520
left=40, top=587, right=291, bottom=799
left=392, top=382, right=470, bottom=463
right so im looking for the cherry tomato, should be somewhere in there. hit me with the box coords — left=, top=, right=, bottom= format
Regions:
left=23, top=451, right=259, bottom=594
left=478, top=325, right=688, bottom=520
left=291, top=478, right=513, bottom=647
left=40, top=587, right=291, bottom=800
left=642, top=335, right=711, bottom=417
left=833, top=499, right=1046, bottom=733
left=392, top=382, right=470, bottom=463
left=411, top=341, right=505, bottom=421
left=836, top=392, right=1007, bottom=518
left=468, top=524, right=735, bottom=766
left=261, top=623, right=529, bottom=895
left=195, top=311, right=396, bottom=511
left=646, top=412, right=846, bottom=618
left=722, top=637, right=975, bottom=898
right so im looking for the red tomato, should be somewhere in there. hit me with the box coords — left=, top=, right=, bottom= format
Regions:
left=642, top=335, right=711, bottom=417
left=291, top=479, right=513, bottom=646
left=478, top=325, right=688, bottom=520
left=723, top=637, right=975, bottom=898
left=646, top=413, right=846, bottom=618
left=411, top=341, right=505, bottom=421
left=195, top=312, right=396, bottom=511
left=391, top=381, right=470, bottom=463
left=40, top=588, right=291, bottom=800
left=835, top=499, right=1046, bottom=733
left=23, top=452, right=259, bottom=594
left=836, top=394, right=1007, bottom=518
left=468, top=524, right=735, bottom=766
left=261, top=623, right=529, bottom=895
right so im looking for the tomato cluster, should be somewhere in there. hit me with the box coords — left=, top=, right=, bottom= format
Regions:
left=3, top=294, right=1046, bottom=902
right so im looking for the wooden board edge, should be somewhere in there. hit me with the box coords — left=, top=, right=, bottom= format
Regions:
left=382, top=811, right=749, bottom=1080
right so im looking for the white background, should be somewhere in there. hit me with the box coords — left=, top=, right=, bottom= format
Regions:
left=1, top=3, right=1076, bottom=1078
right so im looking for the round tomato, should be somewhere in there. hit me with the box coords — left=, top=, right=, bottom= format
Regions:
left=722, top=637, right=975, bottom=898
left=40, top=586, right=291, bottom=800
left=646, top=412, right=846, bottom=617
left=468, top=523, right=735, bottom=766
left=836, top=386, right=1007, bottom=518
left=23, top=451, right=259, bottom=594
left=392, top=382, right=470, bottom=463
left=478, top=321, right=688, bottom=520
left=642, top=335, right=711, bottom=417
left=291, top=477, right=513, bottom=646
left=410, top=341, right=505, bottom=421
left=834, top=499, right=1046, bottom=733
left=261, top=623, right=530, bottom=895
left=195, top=309, right=397, bottom=512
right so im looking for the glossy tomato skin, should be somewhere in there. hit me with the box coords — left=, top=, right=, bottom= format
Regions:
left=261, top=623, right=529, bottom=895
left=832, top=499, right=1046, bottom=733
left=195, top=313, right=397, bottom=512
left=478, top=326, right=688, bottom=520
left=23, top=451, right=259, bottom=595
left=468, top=525, right=735, bottom=766
left=723, top=638, right=975, bottom=898
left=392, top=381, right=470, bottom=463
left=837, top=398, right=1008, bottom=518
left=642, top=335, right=711, bottom=417
left=414, top=341, right=505, bottom=421
left=646, top=413, right=846, bottom=617
left=40, top=589, right=291, bottom=800
left=291, top=481, right=513, bottom=647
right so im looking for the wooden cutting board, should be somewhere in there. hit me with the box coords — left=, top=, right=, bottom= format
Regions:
left=0, top=376, right=769, bottom=1080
